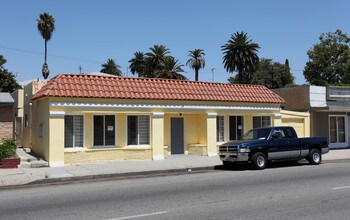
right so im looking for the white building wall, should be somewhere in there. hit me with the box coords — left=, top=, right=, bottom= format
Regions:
left=309, top=86, right=327, bottom=108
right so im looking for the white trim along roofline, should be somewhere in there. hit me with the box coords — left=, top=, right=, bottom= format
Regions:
left=50, top=102, right=280, bottom=111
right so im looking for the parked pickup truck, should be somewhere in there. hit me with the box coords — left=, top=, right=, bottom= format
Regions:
left=219, top=126, right=329, bottom=170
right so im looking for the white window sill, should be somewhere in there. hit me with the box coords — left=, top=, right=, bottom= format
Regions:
left=92, top=145, right=117, bottom=149
left=124, top=145, right=151, bottom=150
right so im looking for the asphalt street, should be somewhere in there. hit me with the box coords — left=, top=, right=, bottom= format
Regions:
left=1, top=161, right=350, bottom=220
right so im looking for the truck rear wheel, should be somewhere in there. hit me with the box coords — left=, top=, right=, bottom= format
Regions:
left=308, top=149, right=321, bottom=165
left=251, top=152, right=267, bottom=170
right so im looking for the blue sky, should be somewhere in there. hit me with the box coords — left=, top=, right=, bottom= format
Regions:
left=1, top=0, right=349, bottom=84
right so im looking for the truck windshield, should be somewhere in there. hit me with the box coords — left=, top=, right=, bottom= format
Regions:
left=242, top=128, right=271, bottom=140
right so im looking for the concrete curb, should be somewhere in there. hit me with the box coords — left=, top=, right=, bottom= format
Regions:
left=0, top=166, right=216, bottom=190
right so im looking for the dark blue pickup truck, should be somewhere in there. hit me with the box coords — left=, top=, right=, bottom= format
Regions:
left=219, top=126, right=329, bottom=169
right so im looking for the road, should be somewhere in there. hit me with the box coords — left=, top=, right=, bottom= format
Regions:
left=1, top=161, right=350, bottom=220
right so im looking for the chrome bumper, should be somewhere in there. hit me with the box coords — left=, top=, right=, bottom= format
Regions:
left=219, top=152, right=249, bottom=162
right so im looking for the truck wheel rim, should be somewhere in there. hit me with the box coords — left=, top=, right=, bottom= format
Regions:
left=257, top=156, right=265, bottom=167
left=313, top=153, right=320, bottom=163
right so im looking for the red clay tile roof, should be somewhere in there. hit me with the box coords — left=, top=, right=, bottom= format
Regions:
left=31, top=74, right=285, bottom=104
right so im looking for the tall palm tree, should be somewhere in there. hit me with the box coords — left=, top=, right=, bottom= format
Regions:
left=157, top=56, right=187, bottom=80
left=186, top=49, right=205, bottom=81
left=145, top=44, right=170, bottom=77
left=221, top=31, right=260, bottom=83
left=100, top=58, right=122, bottom=76
left=128, top=51, right=146, bottom=77
left=37, top=12, right=55, bottom=79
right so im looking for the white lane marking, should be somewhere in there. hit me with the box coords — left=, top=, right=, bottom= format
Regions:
left=107, top=211, right=167, bottom=220
left=332, top=185, right=350, bottom=190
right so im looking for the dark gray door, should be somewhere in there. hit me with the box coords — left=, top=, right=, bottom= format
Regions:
left=171, top=118, right=184, bottom=154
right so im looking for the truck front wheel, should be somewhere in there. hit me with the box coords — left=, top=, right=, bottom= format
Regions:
left=308, top=149, right=321, bottom=165
left=251, top=152, right=267, bottom=170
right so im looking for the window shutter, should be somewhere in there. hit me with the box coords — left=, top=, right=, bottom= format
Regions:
left=64, top=116, right=74, bottom=148
left=74, top=116, right=84, bottom=147
left=138, top=115, right=150, bottom=145
left=217, top=116, right=225, bottom=142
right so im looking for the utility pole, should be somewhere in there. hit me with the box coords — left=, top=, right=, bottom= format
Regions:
left=79, top=65, right=82, bottom=74
left=211, top=68, right=215, bottom=82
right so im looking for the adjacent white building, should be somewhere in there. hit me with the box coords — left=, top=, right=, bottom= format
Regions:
left=274, top=85, right=350, bottom=149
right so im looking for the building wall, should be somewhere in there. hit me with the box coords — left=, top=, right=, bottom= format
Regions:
left=0, top=105, right=13, bottom=143
left=312, top=112, right=329, bottom=139
left=21, top=81, right=47, bottom=148
left=29, top=96, right=305, bottom=165
left=11, top=89, right=24, bottom=146
left=312, top=111, right=348, bottom=148
left=31, top=98, right=50, bottom=160
left=273, top=86, right=310, bottom=111
left=164, top=113, right=207, bottom=154
left=65, top=148, right=152, bottom=163
left=279, top=110, right=310, bottom=137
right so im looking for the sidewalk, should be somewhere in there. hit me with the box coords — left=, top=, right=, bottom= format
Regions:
left=0, top=149, right=349, bottom=187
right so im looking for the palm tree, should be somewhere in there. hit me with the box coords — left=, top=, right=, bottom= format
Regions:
left=157, top=56, right=187, bottom=80
left=145, top=44, right=170, bottom=77
left=128, top=51, right=146, bottom=77
left=221, top=31, right=260, bottom=83
left=186, top=49, right=205, bottom=81
left=100, top=59, right=122, bottom=76
left=37, top=12, right=55, bottom=79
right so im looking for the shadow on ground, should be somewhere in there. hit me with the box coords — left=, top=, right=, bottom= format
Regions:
left=214, top=160, right=312, bottom=171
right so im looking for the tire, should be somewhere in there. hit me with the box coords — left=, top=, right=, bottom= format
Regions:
left=308, top=149, right=321, bottom=165
left=251, top=152, right=267, bottom=170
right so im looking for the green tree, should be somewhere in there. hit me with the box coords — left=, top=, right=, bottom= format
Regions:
left=304, top=30, right=350, bottom=86
left=186, top=49, right=205, bottom=81
left=128, top=51, right=146, bottom=77
left=37, top=12, right=55, bottom=79
left=222, top=31, right=260, bottom=83
left=0, top=55, right=20, bottom=93
left=0, top=55, right=5, bottom=66
left=100, top=58, right=122, bottom=76
left=251, top=58, right=294, bottom=89
left=157, top=57, right=187, bottom=80
left=227, top=74, right=253, bottom=84
left=145, top=44, right=170, bottom=77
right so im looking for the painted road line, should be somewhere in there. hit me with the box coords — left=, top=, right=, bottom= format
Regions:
left=332, top=186, right=350, bottom=190
left=107, top=211, right=168, bottom=220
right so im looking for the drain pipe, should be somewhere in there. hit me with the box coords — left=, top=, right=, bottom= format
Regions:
left=29, top=102, right=32, bottom=145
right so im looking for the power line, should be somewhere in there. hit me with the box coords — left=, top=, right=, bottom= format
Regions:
left=0, top=44, right=102, bottom=64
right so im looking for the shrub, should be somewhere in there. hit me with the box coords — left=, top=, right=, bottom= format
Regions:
left=0, top=139, right=17, bottom=159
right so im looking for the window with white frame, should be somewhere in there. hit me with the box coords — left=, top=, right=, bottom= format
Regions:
left=229, top=116, right=244, bottom=140
left=253, top=116, right=271, bottom=129
left=217, top=116, right=225, bottom=142
left=127, top=115, right=150, bottom=145
left=65, top=115, right=84, bottom=148
left=93, top=115, right=115, bottom=146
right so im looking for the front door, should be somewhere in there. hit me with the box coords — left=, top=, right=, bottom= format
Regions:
left=171, top=118, right=184, bottom=154
left=329, top=116, right=346, bottom=148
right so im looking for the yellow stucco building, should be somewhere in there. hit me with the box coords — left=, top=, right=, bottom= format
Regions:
left=25, top=74, right=309, bottom=167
